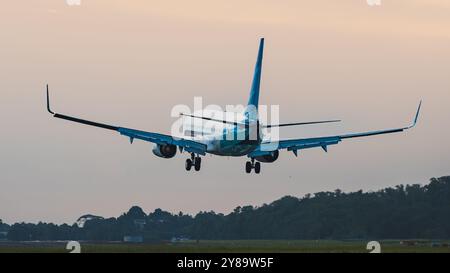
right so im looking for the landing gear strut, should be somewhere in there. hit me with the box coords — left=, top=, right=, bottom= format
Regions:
left=245, top=158, right=261, bottom=174
left=186, top=153, right=202, bottom=172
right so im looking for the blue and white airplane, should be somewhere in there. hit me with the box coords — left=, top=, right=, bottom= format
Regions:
left=46, top=38, right=421, bottom=174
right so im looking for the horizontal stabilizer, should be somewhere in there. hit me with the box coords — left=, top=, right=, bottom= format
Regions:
left=264, top=119, right=341, bottom=128
left=180, top=113, right=245, bottom=126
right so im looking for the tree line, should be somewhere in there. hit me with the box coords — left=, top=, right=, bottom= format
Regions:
left=2, top=176, right=450, bottom=241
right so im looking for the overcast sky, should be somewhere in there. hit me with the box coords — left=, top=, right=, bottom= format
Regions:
left=1, top=0, right=449, bottom=224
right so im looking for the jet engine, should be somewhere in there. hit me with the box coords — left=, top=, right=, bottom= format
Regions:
left=254, top=150, right=279, bottom=163
left=152, top=144, right=177, bottom=159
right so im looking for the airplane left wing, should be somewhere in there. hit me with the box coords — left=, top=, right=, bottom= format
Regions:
left=46, top=86, right=207, bottom=155
left=250, top=101, right=421, bottom=157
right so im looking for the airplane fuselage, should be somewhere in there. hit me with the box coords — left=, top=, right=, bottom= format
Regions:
left=207, top=139, right=260, bottom=157
left=184, top=115, right=262, bottom=157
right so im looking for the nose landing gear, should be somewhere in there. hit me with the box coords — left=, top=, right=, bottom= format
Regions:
left=186, top=153, right=202, bottom=172
left=245, top=158, right=261, bottom=174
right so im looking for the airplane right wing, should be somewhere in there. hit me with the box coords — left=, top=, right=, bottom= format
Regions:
left=250, top=101, right=421, bottom=157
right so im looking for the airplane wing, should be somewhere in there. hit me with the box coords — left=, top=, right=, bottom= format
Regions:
left=250, top=101, right=421, bottom=157
left=46, top=86, right=207, bottom=155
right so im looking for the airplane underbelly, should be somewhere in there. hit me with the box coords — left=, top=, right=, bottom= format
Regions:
left=208, top=140, right=258, bottom=157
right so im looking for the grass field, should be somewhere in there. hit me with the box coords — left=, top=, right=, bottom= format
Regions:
left=1, top=240, right=450, bottom=253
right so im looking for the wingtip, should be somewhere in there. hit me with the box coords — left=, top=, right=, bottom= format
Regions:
left=415, top=100, right=422, bottom=123
left=410, top=100, right=422, bottom=128
left=46, top=84, right=55, bottom=115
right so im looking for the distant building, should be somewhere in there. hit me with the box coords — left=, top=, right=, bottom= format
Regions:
left=171, top=236, right=190, bottom=243
left=431, top=242, right=442, bottom=248
left=400, top=240, right=417, bottom=246
left=133, top=219, right=146, bottom=230
left=0, top=231, right=8, bottom=241
left=123, top=235, right=144, bottom=243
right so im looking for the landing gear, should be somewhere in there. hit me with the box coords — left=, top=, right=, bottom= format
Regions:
left=254, top=162, right=261, bottom=174
left=185, top=159, right=193, bottom=171
left=186, top=153, right=202, bottom=172
left=194, top=157, right=201, bottom=171
left=245, top=161, right=252, bottom=174
left=245, top=159, right=261, bottom=174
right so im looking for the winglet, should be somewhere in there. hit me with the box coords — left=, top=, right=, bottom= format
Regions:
left=409, top=100, right=422, bottom=128
left=46, top=84, right=55, bottom=115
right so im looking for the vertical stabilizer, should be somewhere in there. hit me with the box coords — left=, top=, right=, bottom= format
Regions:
left=247, top=38, right=264, bottom=110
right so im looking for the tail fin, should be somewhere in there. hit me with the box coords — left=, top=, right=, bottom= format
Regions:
left=247, top=38, right=264, bottom=110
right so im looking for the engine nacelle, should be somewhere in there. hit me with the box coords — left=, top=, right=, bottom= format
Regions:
left=152, top=144, right=177, bottom=159
left=254, top=150, right=279, bottom=163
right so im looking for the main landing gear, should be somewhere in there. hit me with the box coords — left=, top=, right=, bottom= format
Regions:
left=245, top=158, right=261, bottom=174
left=185, top=153, right=202, bottom=172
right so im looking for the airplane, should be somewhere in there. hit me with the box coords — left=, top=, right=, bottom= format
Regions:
left=46, top=38, right=421, bottom=174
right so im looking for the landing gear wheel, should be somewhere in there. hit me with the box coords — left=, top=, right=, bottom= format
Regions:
left=254, top=162, right=261, bottom=174
left=245, top=161, right=252, bottom=173
left=194, top=157, right=202, bottom=171
left=185, top=159, right=193, bottom=171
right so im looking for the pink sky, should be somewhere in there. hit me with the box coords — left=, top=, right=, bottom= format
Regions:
left=1, top=1, right=449, bottom=224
